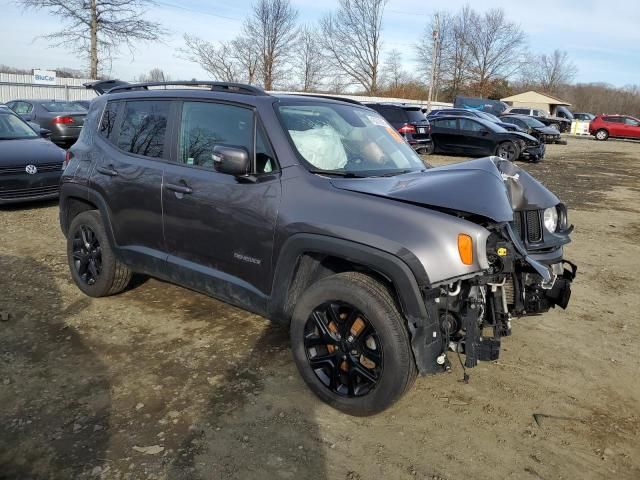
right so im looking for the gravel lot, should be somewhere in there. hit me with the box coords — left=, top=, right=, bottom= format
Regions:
left=1, top=136, right=639, bottom=479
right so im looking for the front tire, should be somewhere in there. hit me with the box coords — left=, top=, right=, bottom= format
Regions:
left=496, top=141, right=520, bottom=161
left=595, top=129, right=609, bottom=141
left=67, top=210, right=132, bottom=297
left=290, top=272, right=416, bottom=416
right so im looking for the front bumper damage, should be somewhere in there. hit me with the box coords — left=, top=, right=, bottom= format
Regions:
left=417, top=223, right=576, bottom=374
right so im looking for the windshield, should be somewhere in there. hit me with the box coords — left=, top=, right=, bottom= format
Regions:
left=277, top=102, right=426, bottom=176
left=476, top=110, right=501, bottom=123
left=513, top=116, right=546, bottom=128
left=0, top=113, right=38, bottom=139
left=41, top=101, right=87, bottom=113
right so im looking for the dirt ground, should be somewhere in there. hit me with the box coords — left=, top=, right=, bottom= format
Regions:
left=1, top=136, right=639, bottom=480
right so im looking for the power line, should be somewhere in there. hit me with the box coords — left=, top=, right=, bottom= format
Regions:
left=154, top=1, right=243, bottom=22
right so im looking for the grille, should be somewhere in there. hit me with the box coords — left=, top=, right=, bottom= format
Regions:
left=0, top=185, right=59, bottom=200
left=526, top=210, right=542, bottom=242
left=0, top=162, right=63, bottom=175
left=510, top=210, right=543, bottom=244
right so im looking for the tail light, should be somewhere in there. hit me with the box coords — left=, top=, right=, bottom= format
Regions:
left=398, top=123, right=416, bottom=134
left=53, top=116, right=75, bottom=124
left=62, top=150, right=73, bottom=170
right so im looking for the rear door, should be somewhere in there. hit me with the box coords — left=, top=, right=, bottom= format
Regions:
left=603, top=116, right=624, bottom=137
left=90, top=99, right=169, bottom=266
left=162, top=100, right=281, bottom=302
left=430, top=118, right=461, bottom=152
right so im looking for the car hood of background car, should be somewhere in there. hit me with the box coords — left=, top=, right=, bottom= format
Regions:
left=0, top=138, right=66, bottom=166
left=330, top=157, right=560, bottom=222
left=535, top=126, right=561, bottom=135
left=503, top=131, right=540, bottom=143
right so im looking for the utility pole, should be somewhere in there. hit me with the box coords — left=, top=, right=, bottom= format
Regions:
left=426, top=13, right=440, bottom=113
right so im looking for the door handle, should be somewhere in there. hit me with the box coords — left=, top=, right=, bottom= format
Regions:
left=165, top=182, right=193, bottom=194
left=96, top=165, right=118, bottom=176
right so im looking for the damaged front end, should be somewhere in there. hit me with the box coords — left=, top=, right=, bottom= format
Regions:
left=427, top=158, right=577, bottom=372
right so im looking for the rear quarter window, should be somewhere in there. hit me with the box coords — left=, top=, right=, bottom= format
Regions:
left=379, top=106, right=408, bottom=124
left=433, top=118, right=457, bottom=129
left=115, top=100, right=170, bottom=158
left=99, top=101, right=120, bottom=141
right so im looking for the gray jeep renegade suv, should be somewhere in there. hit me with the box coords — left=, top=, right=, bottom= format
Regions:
left=59, top=81, right=576, bottom=416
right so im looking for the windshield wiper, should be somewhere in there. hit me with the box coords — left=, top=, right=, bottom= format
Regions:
left=372, top=169, right=423, bottom=177
left=308, top=169, right=366, bottom=178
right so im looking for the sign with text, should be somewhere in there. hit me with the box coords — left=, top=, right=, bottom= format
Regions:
left=33, top=69, right=57, bottom=85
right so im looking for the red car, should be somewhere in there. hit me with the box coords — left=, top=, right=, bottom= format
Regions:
left=589, top=114, right=640, bottom=141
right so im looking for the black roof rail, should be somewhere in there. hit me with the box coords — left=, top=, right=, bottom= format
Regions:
left=284, top=93, right=363, bottom=106
left=105, top=81, right=268, bottom=96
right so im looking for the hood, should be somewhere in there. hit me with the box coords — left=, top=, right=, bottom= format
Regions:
left=330, top=157, right=559, bottom=222
left=0, top=138, right=66, bottom=166
left=507, top=131, right=540, bottom=143
left=535, top=125, right=560, bottom=135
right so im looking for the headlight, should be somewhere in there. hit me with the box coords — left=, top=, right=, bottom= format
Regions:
left=543, top=206, right=559, bottom=232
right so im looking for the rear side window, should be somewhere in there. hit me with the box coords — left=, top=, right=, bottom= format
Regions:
left=511, top=108, right=528, bottom=115
left=433, top=118, right=457, bottom=129
left=99, top=101, right=120, bottom=140
left=178, top=101, right=253, bottom=168
left=41, top=101, right=87, bottom=112
left=403, top=109, right=426, bottom=122
left=459, top=118, right=484, bottom=132
left=10, top=102, right=33, bottom=115
left=379, top=106, right=408, bottom=123
left=117, top=100, right=169, bottom=158
left=603, top=116, right=621, bottom=123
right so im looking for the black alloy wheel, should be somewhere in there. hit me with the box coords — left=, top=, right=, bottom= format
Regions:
left=304, top=301, right=383, bottom=397
left=72, top=224, right=102, bottom=285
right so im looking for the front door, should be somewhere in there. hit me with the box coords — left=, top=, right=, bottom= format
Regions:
left=457, top=118, right=495, bottom=155
left=162, top=100, right=281, bottom=308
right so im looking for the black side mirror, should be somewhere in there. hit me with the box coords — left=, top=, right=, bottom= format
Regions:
left=40, top=128, right=52, bottom=138
left=480, top=130, right=490, bottom=136
left=212, top=145, right=250, bottom=176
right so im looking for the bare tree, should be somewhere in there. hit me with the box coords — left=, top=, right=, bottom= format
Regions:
left=181, top=35, right=241, bottom=83
left=135, top=67, right=170, bottom=82
left=320, top=0, right=387, bottom=95
left=529, top=50, right=578, bottom=93
left=382, top=49, right=406, bottom=89
left=464, top=8, right=527, bottom=97
left=231, top=37, right=260, bottom=85
left=415, top=7, right=472, bottom=101
left=243, top=0, right=298, bottom=90
left=16, top=0, right=166, bottom=78
left=295, top=25, right=327, bottom=92
left=181, top=35, right=261, bottom=84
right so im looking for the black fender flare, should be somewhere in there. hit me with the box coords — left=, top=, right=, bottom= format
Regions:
left=268, top=233, right=441, bottom=374
left=59, top=183, right=118, bottom=249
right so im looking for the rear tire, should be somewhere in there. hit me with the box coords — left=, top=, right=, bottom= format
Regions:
left=595, top=129, right=609, bottom=141
left=290, top=272, right=417, bottom=416
left=67, top=210, right=132, bottom=297
left=496, top=141, right=520, bottom=161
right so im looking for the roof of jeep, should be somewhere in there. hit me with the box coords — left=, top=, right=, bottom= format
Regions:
left=98, top=87, right=368, bottom=109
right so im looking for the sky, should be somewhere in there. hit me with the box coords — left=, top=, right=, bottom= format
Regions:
left=1, top=0, right=638, bottom=87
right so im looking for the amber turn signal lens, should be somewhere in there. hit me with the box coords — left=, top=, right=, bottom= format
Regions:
left=458, top=234, right=473, bottom=265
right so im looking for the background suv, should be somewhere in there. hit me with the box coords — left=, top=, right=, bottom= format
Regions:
left=364, top=103, right=432, bottom=153
left=59, top=80, right=574, bottom=416
left=503, top=106, right=571, bottom=132
left=589, top=115, right=640, bottom=141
